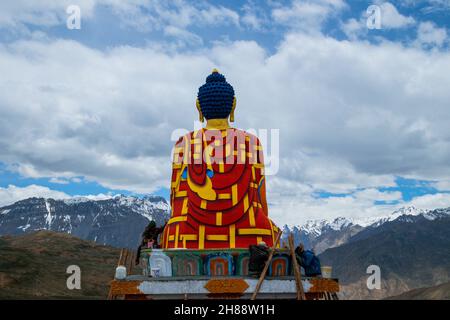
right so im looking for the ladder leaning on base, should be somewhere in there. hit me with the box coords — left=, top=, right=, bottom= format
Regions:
left=288, top=233, right=306, bottom=300
left=108, top=248, right=135, bottom=300
left=250, top=231, right=282, bottom=300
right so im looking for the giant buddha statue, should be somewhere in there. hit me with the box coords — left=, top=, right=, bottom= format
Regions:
left=161, top=69, right=279, bottom=250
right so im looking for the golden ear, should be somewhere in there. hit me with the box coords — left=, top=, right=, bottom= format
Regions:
left=230, top=97, right=236, bottom=122
left=196, top=99, right=204, bottom=122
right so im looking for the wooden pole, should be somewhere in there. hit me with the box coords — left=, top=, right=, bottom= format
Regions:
left=117, top=248, right=124, bottom=266
left=108, top=248, right=126, bottom=300
left=288, top=234, right=306, bottom=300
left=127, top=250, right=134, bottom=274
left=251, top=231, right=282, bottom=300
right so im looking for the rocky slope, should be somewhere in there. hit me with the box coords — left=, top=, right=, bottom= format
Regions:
left=385, top=281, right=450, bottom=300
left=319, top=213, right=450, bottom=299
left=0, top=231, right=120, bottom=299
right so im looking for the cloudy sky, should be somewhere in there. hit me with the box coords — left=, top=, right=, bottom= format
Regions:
left=1, top=0, right=450, bottom=225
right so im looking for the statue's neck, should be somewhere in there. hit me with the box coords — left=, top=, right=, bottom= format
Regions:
left=205, top=119, right=230, bottom=130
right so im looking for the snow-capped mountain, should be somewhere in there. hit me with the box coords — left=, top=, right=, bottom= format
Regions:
left=282, top=216, right=363, bottom=254
left=362, top=206, right=426, bottom=228
left=0, top=195, right=170, bottom=248
left=282, top=206, right=450, bottom=254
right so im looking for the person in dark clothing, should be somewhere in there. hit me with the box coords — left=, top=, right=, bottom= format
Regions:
left=248, top=241, right=270, bottom=276
left=135, top=220, right=166, bottom=265
left=142, top=221, right=158, bottom=242
left=295, top=244, right=322, bottom=277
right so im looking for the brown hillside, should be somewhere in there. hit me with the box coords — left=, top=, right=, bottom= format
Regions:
left=0, top=230, right=120, bottom=299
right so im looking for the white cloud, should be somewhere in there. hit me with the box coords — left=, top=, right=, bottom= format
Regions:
left=272, top=0, right=347, bottom=32
left=376, top=2, right=415, bottom=29
left=268, top=177, right=403, bottom=224
left=409, top=192, right=450, bottom=210
left=342, top=2, right=415, bottom=40
left=0, top=185, right=70, bottom=207
left=0, top=0, right=96, bottom=29
left=415, top=21, right=448, bottom=48
left=107, top=0, right=240, bottom=31
left=341, top=18, right=366, bottom=41
left=0, top=0, right=240, bottom=45
left=432, top=180, right=450, bottom=191
left=48, top=177, right=70, bottom=185
left=163, top=26, right=204, bottom=47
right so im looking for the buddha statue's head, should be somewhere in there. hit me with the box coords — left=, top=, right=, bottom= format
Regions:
left=196, top=69, right=236, bottom=124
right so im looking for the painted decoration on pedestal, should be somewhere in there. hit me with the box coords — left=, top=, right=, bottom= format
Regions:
left=149, top=249, right=172, bottom=277
left=269, top=255, right=290, bottom=276
left=171, top=252, right=202, bottom=276
left=205, top=253, right=234, bottom=276
left=236, top=253, right=250, bottom=276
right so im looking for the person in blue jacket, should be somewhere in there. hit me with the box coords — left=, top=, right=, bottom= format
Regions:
left=295, top=244, right=322, bottom=277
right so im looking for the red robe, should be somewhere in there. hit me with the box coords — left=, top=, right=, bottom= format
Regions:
left=161, top=127, right=279, bottom=249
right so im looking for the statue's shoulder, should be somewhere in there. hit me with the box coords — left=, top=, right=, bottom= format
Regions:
left=173, top=131, right=197, bottom=146
left=173, top=128, right=261, bottom=146
left=232, top=128, right=262, bottom=146
left=238, top=128, right=259, bottom=140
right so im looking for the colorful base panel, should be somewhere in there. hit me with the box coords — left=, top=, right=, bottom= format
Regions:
left=141, top=248, right=294, bottom=277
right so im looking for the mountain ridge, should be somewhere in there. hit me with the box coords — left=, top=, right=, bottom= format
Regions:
left=318, top=214, right=450, bottom=299
left=282, top=206, right=450, bottom=253
left=0, top=195, right=170, bottom=248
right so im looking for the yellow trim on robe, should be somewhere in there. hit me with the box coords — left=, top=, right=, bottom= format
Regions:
left=181, top=198, right=188, bottom=215
left=218, top=193, right=231, bottom=199
left=175, top=190, right=187, bottom=197
left=165, top=226, right=170, bottom=248
left=168, top=216, right=187, bottom=224
left=253, top=202, right=262, bottom=208
left=168, top=235, right=175, bottom=241
left=199, top=225, right=205, bottom=249
left=257, top=236, right=263, bottom=243
left=200, top=200, right=207, bottom=209
left=243, top=195, right=249, bottom=211
left=174, top=224, right=180, bottom=248
left=183, top=136, right=190, bottom=164
left=216, top=212, right=222, bottom=226
left=206, top=235, right=228, bottom=241
left=269, top=219, right=275, bottom=245
left=249, top=206, right=256, bottom=227
left=238, top=228, right=272, bottom=236
left=180, top=234, right=198, bottom=241
left=229, top=224, right=236, bottom=248
left=180, top=234, right=197, bottom=248
left=232, top=184, right=238, bottom=205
